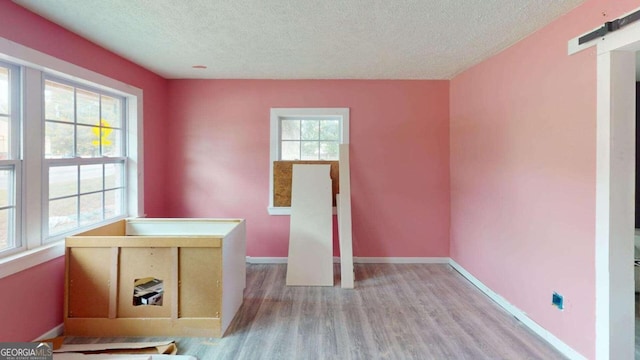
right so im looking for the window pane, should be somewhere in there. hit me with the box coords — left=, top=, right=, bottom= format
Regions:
left=102, top=128, right=122, bottom=157
left=301, top=141, right=319, bottom=160
left=44, top=80, right=74, bottom=122
left=0, top=169, right=12, bottom=208
left=320, top=141, right=339, bottom=160
left=300, top=120, right=319, bottom=140
left=105, top=189, right=123, bottom=219
left=50, top=166, right=78, bottom=199
left=102, top=95, right=122, bottom=129
left=77, top=88, right=100, bottom=125
left=80, top=193, right=102, bottom=226
left=49, top=197, right=78, bottom=235
left=77, top=124, right=100, bottom=158
left=80, top=164, right=103, bottom=193
left=45, top=122, right=74, bottom=158
left=320, top=120, right=340, bottom=140
left=281, top=120, right=300, bottom=140
left=281, top=141, right=299, bottom=160
left=0, top=67, right=8, bottom=115
left=0, top=209, right=10, bottom=251
left=0, top=116, right=8, bottom=160
left=105, top=162, right=124, bottom=189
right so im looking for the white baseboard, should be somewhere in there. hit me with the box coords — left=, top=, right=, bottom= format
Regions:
left=246, top=257, right=288, bottom=264
left=448, top=259, right=586, bottom=360
left=354, top=257, right=449, bottom=264
left=33, top=323, right=63, bottom=341
left=246, top=256, right=449, bottom=264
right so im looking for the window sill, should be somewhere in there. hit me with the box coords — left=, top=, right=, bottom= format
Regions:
left=0, top=217, right=136, bottom=280
left=268, top=206, right=338, bottom=216
left=0, top=241, right=65, bottom=279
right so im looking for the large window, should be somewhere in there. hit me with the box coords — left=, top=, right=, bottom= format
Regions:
left=44, top=79, right=126, bottom=238
left=0, top=62, right=20, bottom=254
left=0, top=40, right=143, bottom=272
left=268, top=108, right=349, bottom=215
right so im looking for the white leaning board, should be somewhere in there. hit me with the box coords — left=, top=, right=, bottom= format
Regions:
left=286, top=164, right=334, bottom=286
left=337, top=144, right=354, bottom=289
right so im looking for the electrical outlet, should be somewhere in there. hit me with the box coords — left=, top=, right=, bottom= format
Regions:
left=552, top=292, right=564, bottom=310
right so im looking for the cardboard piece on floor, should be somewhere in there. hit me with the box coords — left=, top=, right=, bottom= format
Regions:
left=337, top=144, right=354, bottom=289
left=286, top=164, right=333, bottom=286
left=51, top=339, right=177, bottom=355
left=54, top=354, right=196, bottom=360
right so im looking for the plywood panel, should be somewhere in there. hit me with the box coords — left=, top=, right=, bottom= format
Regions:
left=179, top=247, right=221, bottom=318
left=118, top=247, right=173, bottom=318
left=67, top=247, right=112, bottom=318
left=64, top=318, right=223, bottom=338
left=74, top=220, right=126, bottom=236
left=64, top=218, right=247, bottom=337
left=274, top=161, right=339, bottom=207
left=286, top=164, right=333, bottom=286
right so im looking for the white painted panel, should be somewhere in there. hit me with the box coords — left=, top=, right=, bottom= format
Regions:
left=125, top=218, right=242, bottom=236
left=595, top=50, right=636, bottom=360
left=337, top=144, right=354, bottom=289
left=286, top=164, right=333, bottom=286
left=221, top=219, right=246, bottom=334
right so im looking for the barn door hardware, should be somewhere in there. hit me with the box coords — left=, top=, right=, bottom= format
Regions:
left=579, top=9, right=640, bottom=45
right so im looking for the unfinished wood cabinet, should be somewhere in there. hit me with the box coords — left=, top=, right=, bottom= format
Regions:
left=64, top=218, right=246, bottom=337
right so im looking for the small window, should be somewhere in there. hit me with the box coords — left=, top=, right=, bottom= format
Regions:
left=268, top=108, right=349, bottom=215
left=280, top=117, right=341, bottom=160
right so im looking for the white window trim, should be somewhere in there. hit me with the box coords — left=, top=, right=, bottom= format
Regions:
left=0, top=37, right=144, bottom=279
left=0, top=60, right=23, bottom=259
left=41, top=76, right=129, bottom=242
left=268, top=108, right=349, bottom=216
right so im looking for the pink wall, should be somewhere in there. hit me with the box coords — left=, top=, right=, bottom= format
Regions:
left=0, top=2, right=169, bottom=341
left=0, top=258, right=64, bottom=340
left=0, top=1, right=169, bottom=216
left=449, top=0, right=639, bottom=358
left=166, top=80, right=450, bottom=258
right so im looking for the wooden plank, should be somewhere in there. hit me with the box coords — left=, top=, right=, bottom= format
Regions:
left=63, top=247, right=71, bottom=321
left=66, top=236, right=222, bottom=248
left=171, top=247, right=179, bottom=320
left=338, top=144, right=355, bottom=289
left=286, top=164, right=333, bottom=286
left=273, top=161, right=339, bottom=207
left=108, top=247, right=119, bottom=319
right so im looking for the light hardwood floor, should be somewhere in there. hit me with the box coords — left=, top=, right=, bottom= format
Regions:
left=66, top=264, right=566, bottom=359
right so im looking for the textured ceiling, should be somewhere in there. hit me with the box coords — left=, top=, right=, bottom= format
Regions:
left=14, top=0, right=586, bottom=79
